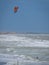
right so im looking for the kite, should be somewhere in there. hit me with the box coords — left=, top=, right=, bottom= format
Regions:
left=14, top=6, right=19, bottom=13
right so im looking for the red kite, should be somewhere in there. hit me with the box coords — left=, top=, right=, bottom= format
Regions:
left=14, top=6, right=19, bottom=13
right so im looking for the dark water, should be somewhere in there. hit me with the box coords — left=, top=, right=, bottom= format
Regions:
left=0, top=61, right=49, bottom=65
left=0, top=62, right=6, bottom=65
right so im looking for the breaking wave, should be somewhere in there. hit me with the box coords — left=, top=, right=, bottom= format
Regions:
left=0, top=34, right=49, bottom=47
left=0, top=34, right=49, bottom=65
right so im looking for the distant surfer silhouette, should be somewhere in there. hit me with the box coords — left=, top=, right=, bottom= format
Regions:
left=36, top=56, right=39, bottom=59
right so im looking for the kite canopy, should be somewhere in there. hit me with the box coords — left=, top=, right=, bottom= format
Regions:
left=14, top=6, right=19, bottom=13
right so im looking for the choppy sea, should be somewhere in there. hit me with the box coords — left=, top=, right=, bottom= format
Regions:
left=0, top=34, right=49, bottom=65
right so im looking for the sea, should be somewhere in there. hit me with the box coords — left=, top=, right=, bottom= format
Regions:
left=0, top=33, right=49, bottom=65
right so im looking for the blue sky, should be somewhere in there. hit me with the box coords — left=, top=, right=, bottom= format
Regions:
left=0, top=0, right=49, bottom=33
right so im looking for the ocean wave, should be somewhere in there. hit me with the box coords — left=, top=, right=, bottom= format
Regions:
left=0, top=34, right=49, bottom=47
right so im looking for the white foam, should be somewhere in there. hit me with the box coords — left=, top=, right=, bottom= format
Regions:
left=0, top=34, right=49, bottom=47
